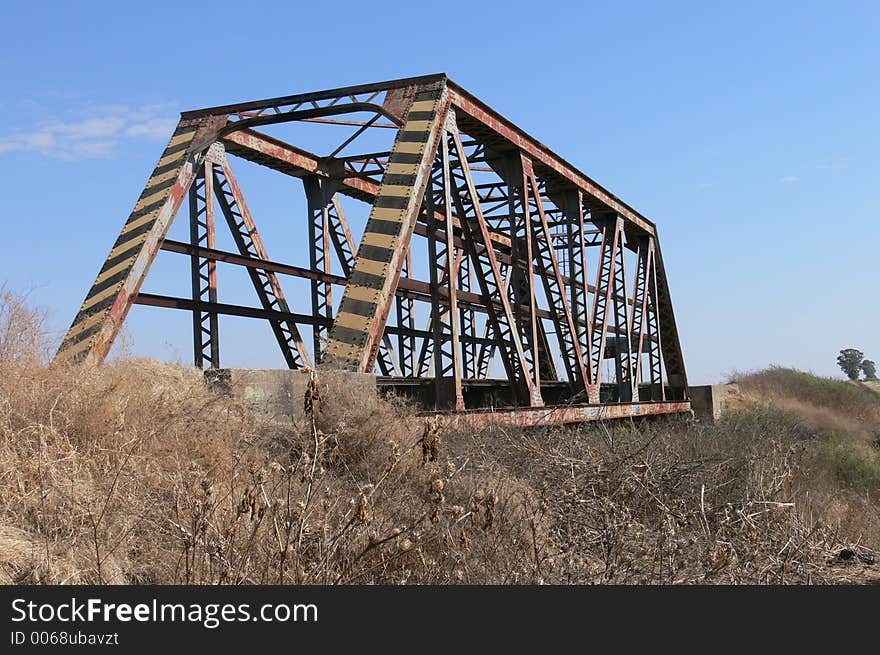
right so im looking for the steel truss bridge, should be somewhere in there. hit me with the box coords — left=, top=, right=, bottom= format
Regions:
left=56, top=74, right=690, bottom=427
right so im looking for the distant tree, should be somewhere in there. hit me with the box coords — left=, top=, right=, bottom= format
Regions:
left=837, top=348, right=864, bottom=380
left=862, top=359, right=877, bottom=380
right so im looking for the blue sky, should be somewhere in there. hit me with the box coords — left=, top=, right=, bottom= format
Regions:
left=0, top=1, right=876, bottom=383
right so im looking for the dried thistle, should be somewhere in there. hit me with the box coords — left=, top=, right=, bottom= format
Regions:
left=303, top=368, right=320, bottom=416
left=429, top=474, right=445, bottom=504
left=387, top=440, right=401, bottom=471
left=354, top=492, right=370, bottom=524
left=484, top=490, right=498, bottom=529
left=421, top=416, right=443, bottom=464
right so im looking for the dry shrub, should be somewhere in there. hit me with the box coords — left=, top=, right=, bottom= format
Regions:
left=0, top=353, right=247, bottom=583
left=0, top=288, right=876, bottom=584
left=165, top=371, right=542, bottom=585
left=0, top=289, right=539, bottom=584
left=0, top=285, right=50, bottom=364
left=452, top=408, right=879, bottom=583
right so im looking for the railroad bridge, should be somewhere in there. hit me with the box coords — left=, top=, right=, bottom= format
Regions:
left=55, top=74, right=690, bottom=427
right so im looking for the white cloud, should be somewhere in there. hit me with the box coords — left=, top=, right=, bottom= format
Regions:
left=72, top=139, right=117, bottom=159
left=0, top=102, right=179, bottom=160
left=47, top=116, right=126, bottom=139
left=125, top=116, right=179, bottom=141
left=779, top=175, right=799, bottom=183
left=697, top=182, right=716, bottom=190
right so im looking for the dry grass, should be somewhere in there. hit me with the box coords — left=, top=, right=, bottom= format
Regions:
left=731, top=367, right=880, bottom=434
left=0, top=289, right=877, bottom=584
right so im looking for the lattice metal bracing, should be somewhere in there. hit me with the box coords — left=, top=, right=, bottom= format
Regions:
left=55, top=74, right=689, bottom=427
left=474, top=259, right=509, bottom=380
left=425, top=139, right=464, bottom=409
left=502, top=153, right=542, bottom=403
left=563, top=190, right=592, bottom=389
left=303, top=176, right=334, bottom=363
left=589, top=217, right=619, bottom=402
left=189, top=161, right=220, bottom=369
left=415, top=154, right=463, bottom=382
left=644, top=242, right=666, bottom=401
left=304, top=176, right=398, bottom=374
left=609, top=221, right=634, bottom=403
left=395, top=251, right=416, bottom=377
left=457, top=252, right=477, bottom=380
left=523, top=160, right=588, bottom=395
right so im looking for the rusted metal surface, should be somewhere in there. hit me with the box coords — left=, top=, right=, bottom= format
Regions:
left=56, top=115, right=226, bottom=365
left=56, top=74, right=690, bottom=425
left=421, top=400, right=692, bottom=430
left=189, top=157, right=219, bottom=368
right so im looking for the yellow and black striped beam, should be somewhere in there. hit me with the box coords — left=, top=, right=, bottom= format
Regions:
left=55, top=117, right=224, bottom=364
left=322, top=80, right=449, bottom=372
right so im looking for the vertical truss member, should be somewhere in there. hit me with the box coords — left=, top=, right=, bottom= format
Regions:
left=303, top=176, right=334, bottom=363
left=425, top=136, right=464, bottom=409
left=562, top=189, right=593, bottom=394
left=589, top=216, right=623, bottom=403
left=503, top=154, right=542, bottom=401
left=304, top=177, right=399, bottom=375
left=645, top=245, right=666, bottom=401
left=189, top=157, right=220, bottom=368
left=457, top=252, right=477, bottom=380
left=395, top=250, right=416, bottom=377
left=416, top=241, right=464, bottom=378
left=629, top=236, right=664, bottom=401
left=608, top=220, right=634, bottom=402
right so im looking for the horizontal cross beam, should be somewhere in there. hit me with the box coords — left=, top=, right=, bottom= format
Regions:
left=133, top=293, right=498, bottom=347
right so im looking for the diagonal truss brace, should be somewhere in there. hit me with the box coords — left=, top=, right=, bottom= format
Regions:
left=446, top=118, right=541, bottom=406
left=522, top=159, right=589, bottom=396
left=56, top=116, right=226, bottom=365
left=589, top=216, right=623, bottom=402
left=212, top=156, right=311, bottom=369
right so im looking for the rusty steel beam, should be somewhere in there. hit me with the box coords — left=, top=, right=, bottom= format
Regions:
left=447, top=117, right=541, bottom=406
left=189, top=160, right=220, bottom=369
left=422, top=400, right=692, bottom=430
left=134, top=293, right=498, bottom=349
left=222, top=128, right=380, bottom=202
left=135, top=293, right=322, bottom=325
left=447, top=82, right=657, bottom=237
left=523, top=157, right=589, bottom=395
left=56, top=116, right=226, bottom=365
left=322, top=80, right=450, bottom=373
left=221, top=127, right=516, bottom=252
left=182, top=73, right=447, bottom=121
left=158, top=239, right=568, bottom=323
